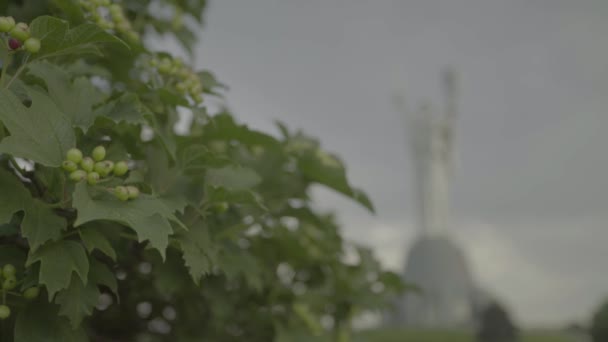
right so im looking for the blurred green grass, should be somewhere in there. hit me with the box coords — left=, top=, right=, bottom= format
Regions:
left=354, top=329, right=470, bottom=342
left=352, top=329, right=575, bottom=342
left=278, top=329, right=577, bottom=342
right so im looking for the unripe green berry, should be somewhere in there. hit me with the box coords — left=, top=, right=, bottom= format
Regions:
left=186, top=73, right=198, bottom=82
left=251, top=145, right=265, bottom=157
left=116, top=21, right=131, bottom=33
left=111, top=11, right=125, bottom=23
left=92, top=145, right=106, bottom=161
left=113, top=161, right=129, bottom=176
left=173, top=57, right=183, bottom=68
left=81, top=157, right=94, bottom=172
left=24, top=37, right=41, bottom=53
left=192, top=93, right=203, bottom=104
left=215, top=202, right=229, bottom=214
left=158, top=59, right=172, bottom=74
left=2, top=264, right=16, bottom=278
left=153, top=104, right=164, bottom=114
left=114, top=186, right=129, bottom=201
left=62, top=160, right=78, bottom=172
left=109, top=4, right=122, bottom=17
left=66, top=148, right=83, bottom=163
left=2, top=276, right=17, bottom=290
left=0, top=305, right=10, bottom=320
left=87, top=172, right=100, bottom=185
left=125, top=31, right=140, bottom=44
left=0, top=16, right=15, bottom=32
left=104, top=160, right=114, bottom=174
left=175, top=82, right=187, bottom=93
left=9, top=22, right=30, bottom=41
left=23, top=287, right=40, bottom=300
left=69, top=170, right=87, bottom=182
left=126, top=186, right=139, bottom=199
left=208, top=140, right=227, bottom=153
left=184, top=78, right=197, bottom=90
left=172, top=15, right=183, bottom=30
left=80, top=0, right=96, bottom=11
left=94, top=161, right=114, bottom=175
left=98, top=20, right=115, bottom=30
left=178, top=68, right=190, bottom=78
left=189, top=83, right=203, bottom=95
left=94, top=162, right=107, bottom=176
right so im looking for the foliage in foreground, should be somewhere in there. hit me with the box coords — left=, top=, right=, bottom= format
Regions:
left=0, top=1, right=403, bottom=341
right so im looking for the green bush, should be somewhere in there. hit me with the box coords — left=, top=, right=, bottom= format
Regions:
left=477, top=301, right=519, bottom=342
left=591, top=299, right=608, bottom=342
left=0, top=1, right=403, bottom=340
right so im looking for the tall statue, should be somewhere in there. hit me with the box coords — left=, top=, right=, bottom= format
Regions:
left=390, top=69, right=482, bottom=327
left=396, top=68, right=458, bottom=236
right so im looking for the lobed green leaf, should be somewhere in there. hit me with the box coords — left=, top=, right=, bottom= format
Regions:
left=72, top=183, right=182, bottom=259
left=28, top=61, right=105, bottom=132
left=55, top=274, right=99, bottom=328
left=175, top=221, right=215, bottom=285
left=205, top=165, right=262, bottom=190
left=0, top=169, right=67, bottom=250
left=30, top=16, right=128, bottom=60
left=26, top=240, right=89, bottom=299
left=79, top=226, right=117, bottom=261
left=0, top=88, right=76, bottom=167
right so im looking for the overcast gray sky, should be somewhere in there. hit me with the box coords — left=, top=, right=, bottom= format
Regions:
left=193, top=0, right=608, bottom=326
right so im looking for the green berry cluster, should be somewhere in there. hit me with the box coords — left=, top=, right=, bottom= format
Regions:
left=0, top=264, right=40, bottom=320
left=78, top=0, right=139, bottom=43
left=149, top=55, right=204, bottom=104
left=0, top=16, right=41, bottom=53
left=62, top=146, right=138, bottom=200
left=113, top=185, right=139, bottom=201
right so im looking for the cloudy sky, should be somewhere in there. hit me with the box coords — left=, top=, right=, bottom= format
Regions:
left=191, top=0, right=608, bottom=326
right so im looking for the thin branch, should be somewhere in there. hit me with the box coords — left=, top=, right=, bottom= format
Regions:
left=0, top=47, right=12, bottom=87
left=46, top=197, right=72, bottom=208
left=4, top=53, right=30, bottom=89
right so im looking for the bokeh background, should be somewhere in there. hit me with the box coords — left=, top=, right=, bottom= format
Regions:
left=164, top=0, right=606, bottom=328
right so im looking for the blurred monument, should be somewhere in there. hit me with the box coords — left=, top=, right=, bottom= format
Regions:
left=388, top=69, right=490, bottom=327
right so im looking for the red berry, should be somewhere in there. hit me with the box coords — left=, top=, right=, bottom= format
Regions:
left=8, top=38, right=21, bottom=50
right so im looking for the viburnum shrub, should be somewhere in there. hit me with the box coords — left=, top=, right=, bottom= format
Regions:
left=0, top=1, right=404, bottom=341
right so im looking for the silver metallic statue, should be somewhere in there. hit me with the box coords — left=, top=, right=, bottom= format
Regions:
left=389, top=69, right=489, bottom=327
